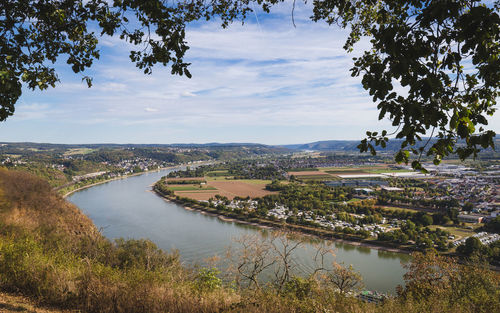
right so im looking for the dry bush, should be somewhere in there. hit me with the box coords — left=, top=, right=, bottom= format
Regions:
left=1, top=169, right=498, bottom=313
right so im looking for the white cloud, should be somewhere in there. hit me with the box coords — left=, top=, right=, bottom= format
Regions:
left=181, top=91, right=197, bottom=97
left=5, top=2, right=481, bottom=144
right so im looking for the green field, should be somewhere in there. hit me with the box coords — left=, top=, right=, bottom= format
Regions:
left=206, top=170, right=230, bottom=177
left=428, top=225, right=479, bottom=239
left=324, top=169, right=368, bottom=174
left=295, top=175, right=334, bottom=180
left=347, top=198, right=363, bottom=203
left=235, top=179, right=273, bottom=185
left=206, top=176, right=233, bottom=181
left=378, top=205, right=419, bottom=213
left=365, top=168, right=413, bottom=174
left=288, top=168, right=319, bottom=172
left=320, top=165, right=379, bottom=169
left=167, top=185, right=217, bottom=191
left=63, top=148, right=95, bottom=156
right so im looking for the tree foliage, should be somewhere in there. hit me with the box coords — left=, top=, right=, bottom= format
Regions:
left=0, top=0, right=196, bottom=121
left=311, top=0, right=500, bottom=169
left=323, top=262, right=364, bottom=294
left=398, top=252, right=500, bottom=311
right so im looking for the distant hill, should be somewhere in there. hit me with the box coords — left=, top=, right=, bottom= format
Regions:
left=280, top=136, right=500, bottom=153
left=0, top=142, right=290, bottom=156
left=280, top=140, right=401, bottom=152
left=0, top=141, right=285, bottom=150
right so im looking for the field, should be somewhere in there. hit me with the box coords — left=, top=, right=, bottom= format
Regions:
left=167, top=185, right=217, bottom=191
left=365, top=168, right=413, bottom=174
left=166, top=177, right=205, bottom=182
left=287, top=168, right=319, bottom=172
left=173, top=191, right=227, bottom=201
left=295, top=175, right=336, bottom=180
left=296, top=165, right=415, bottom=178
left=428, top=225, right=480, bottom=240
left=206, top=170, right=230, bottom=177
left=174, top=179, right=276, bottom=200
left=319, top=165, right=388, bottom=171
left=206, top=176, right=234, bottom=181
left=325, top=170, right=369, bottom=175
left=377, top=205, right=419, bottom=213
left=63, top=148, right=95, bottom=156
left=286, top=166, right=413, bottom=181
left=288, top=171, right=331, bottom=176
left=288, top=170, right=335, bottom=181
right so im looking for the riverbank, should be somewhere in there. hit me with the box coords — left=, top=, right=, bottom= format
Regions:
left=154, top=192, right=413, bottom=255
left=61, top=171, right=144, bottom=198
left=61, top=165, right=191, bottom=198
left=155, top=193, right=500, bottom=272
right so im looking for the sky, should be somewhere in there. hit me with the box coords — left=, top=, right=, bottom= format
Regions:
left=1, top=1, right=499, bottom=145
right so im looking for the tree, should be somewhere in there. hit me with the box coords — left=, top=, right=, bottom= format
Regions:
left=312, top=0, right=500, bottom=169
left=2, top=1, right=499, bottom=169
left=399, top=252, right=500, bottom=311
left=207, top=0, right=500, bottom=169
left=457, top=236, right=483, bottom=256
left=1, top=0, right=196, bottom=121
left=228, top=231, right=334, bottom=293
left=463, top=201, right=474, bottom=212
left=323, top=262, right=364, bottom=295
left=484, top=216, right=500, bottom=234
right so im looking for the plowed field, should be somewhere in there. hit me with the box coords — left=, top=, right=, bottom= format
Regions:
left=174, top=180, right=275, bottom=200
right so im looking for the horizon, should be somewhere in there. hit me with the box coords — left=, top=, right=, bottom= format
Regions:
left=2, top=134, right=498, bottom=147
left=0, top=138, right=365, bottom=146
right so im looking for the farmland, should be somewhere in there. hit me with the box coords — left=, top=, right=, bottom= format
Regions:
left=164, top=177, right=275, bottom=200
left=167, top=185, right=217, bottom=191
left=287, top=165, right=414, bottom=181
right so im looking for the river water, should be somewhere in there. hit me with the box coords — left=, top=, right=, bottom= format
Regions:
left=68, top=168, right=410, bottom=294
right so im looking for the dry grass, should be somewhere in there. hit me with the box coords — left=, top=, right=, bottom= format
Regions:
left=0, top=291, right=72, bottom=313
left=174, top=180, right=275, bottom=200
left=207, top=180, right=275, bottom=199
left=166, top=177, right=205, bottom=182
left=1, top=168, right=498, bottom=313
left=0, top=168, right=99, bottom=240
left=0, top=169, right=239, bottom=313
left=174, top=191, right=227, bottom=201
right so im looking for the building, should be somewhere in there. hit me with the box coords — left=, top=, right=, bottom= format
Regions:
left=381, top=186, right=404, bottom=192
left=458, top=214, right=484, bottom=224
left=354, top=188, right=374, bottom=194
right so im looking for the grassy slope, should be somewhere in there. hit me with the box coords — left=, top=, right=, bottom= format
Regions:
left=0, top=168, right=498, bottom=313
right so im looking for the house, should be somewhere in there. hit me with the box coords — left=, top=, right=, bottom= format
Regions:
left=354, top=188, right=374, bottom=194
left=381, top=186, right=404, bottom=192
left=458, top=214, right=485, bottom=224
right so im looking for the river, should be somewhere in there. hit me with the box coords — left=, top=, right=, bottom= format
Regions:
left=68, top=168, right=410, bottom=294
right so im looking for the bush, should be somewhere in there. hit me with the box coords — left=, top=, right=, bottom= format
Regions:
left=195, top=267, right=222, bottom=292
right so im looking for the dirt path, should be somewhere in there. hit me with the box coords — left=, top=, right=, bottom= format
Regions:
left=0, top=292, right=69, bottom=313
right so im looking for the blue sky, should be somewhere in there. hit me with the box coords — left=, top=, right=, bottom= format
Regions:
left=1, top=1, right=498, bottom=145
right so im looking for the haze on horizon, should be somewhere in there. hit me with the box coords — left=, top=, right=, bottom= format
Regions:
left=1, top=1, right=499, bottom=145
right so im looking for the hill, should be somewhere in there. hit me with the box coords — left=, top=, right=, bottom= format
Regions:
left=0, top=168, right=498, bottom=313
left=281, top=136, right=500, bottom=154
